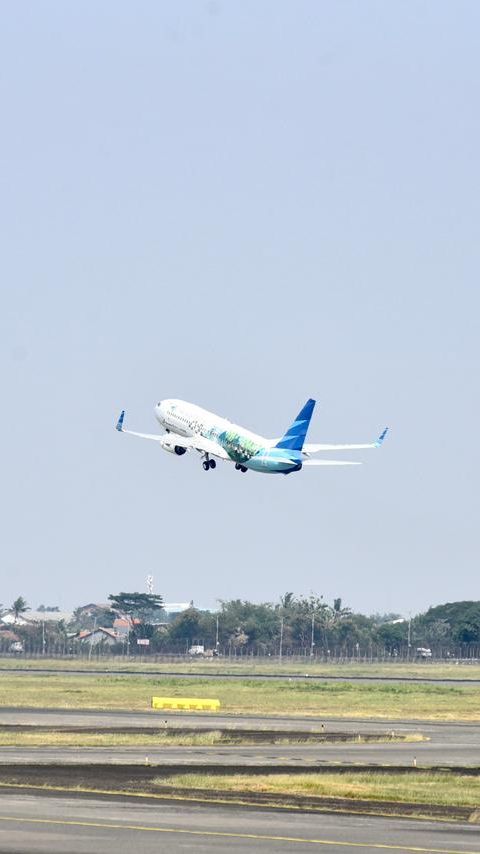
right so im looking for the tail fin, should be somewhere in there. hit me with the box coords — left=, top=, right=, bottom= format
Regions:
left=276, top=399, right=316, bottom=452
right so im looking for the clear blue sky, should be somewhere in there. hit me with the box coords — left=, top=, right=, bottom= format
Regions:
left=1, top=1, right=479, bottom=615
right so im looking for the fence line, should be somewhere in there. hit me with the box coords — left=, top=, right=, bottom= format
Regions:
left=0, top=644, right=479, bottom=663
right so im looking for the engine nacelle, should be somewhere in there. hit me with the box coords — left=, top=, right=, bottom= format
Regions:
left=159, top=436, right=186, bottom=456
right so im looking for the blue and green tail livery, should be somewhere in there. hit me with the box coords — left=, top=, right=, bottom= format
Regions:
left=276, top=398, right=316, bottom=452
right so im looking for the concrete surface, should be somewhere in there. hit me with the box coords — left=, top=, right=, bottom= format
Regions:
left=0, top=792, right=478, bottom=853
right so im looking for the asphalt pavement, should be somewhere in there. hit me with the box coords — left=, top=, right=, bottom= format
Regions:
left=0, top=709, right=479, bottom=767
left=2, top=665, right=480, bottom=684
left=0, top=792, right=478, bottom=853
left=0, top=739, right=477, bottom=767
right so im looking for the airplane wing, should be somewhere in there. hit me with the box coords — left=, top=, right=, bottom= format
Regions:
left=115, top=411, right=165, bottom=441
left=303, top=428, right=388, bottom=455
left=115, top=412, right=230, bottom=460
left=302, top=459, right=362, bottom=466
left=180, top=434, right=230, bottom=460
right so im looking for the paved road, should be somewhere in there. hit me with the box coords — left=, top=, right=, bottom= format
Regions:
left=2, top=666, right=480, bottom=684
left=0, top=792, right=478, bottom=853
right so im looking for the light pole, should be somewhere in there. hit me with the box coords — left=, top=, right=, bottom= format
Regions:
left=279, top=616, right=284, bottom=663
left=310, top=613, right=315, bottom=657
left=88, top=616, right=97, bottom=662
left=215, top=613, right=219, bottom=654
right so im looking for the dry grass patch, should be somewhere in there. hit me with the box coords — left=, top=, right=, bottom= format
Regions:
left=0, top=730, right=425, bottom=748
left=157, top=771, right=480, bottom=809
left=0, top=730, right=231, bottom=748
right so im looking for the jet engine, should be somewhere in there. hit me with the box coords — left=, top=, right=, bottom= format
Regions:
left=159, top=436, right=187, bottom=456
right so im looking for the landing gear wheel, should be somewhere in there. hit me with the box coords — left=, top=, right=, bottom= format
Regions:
left=235, top=463, right=242, bottom=471
left=209, top=459, right=216, bottom=469
left=240, top=465, right=248, bottom=473
left=202, top=461, right=210, bottom=471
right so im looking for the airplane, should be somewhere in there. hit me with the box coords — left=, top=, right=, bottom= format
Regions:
left=116, top=398, right=388, bottom=476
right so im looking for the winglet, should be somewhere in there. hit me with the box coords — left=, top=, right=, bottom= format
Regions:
left=116, top=410, right=125, bottom=432
left=375, top=427, right=389, bottom=448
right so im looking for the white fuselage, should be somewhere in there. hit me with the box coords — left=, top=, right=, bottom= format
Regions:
left=155, top=399, right=303, bottom=473
left=155, top=399, right=268, bottom=447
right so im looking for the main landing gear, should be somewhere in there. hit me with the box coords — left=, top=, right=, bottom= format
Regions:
left=202, top=457, right=216, bottom=471
left=235, top=463, right=248, bottom=473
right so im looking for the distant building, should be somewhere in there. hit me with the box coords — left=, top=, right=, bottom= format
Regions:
left=163, top=603, right=191, bottom=615
left=26, top=611, right=73, bottom=624
left=1, top=613, right=29, bottom=627
left=76, top=628, right=117, bottom=646
left=74, top=603, right=110, bottom=618
left=112, top=618, right=142, bottom=638
left=0, top=629, right=21, bottom=643
left=1, top=611, right=72, bottom=626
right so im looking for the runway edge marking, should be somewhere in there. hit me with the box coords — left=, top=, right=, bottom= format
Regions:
left=0, top=814, right=477, bottom=853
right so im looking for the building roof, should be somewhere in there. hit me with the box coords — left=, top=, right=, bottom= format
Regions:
left=77, top=628, right=117, bottom=640
left=1, top=613, right=29, bottom=626
left=28, top=611, right=73, bottom=624
left=0, top=630, right=20, bottom=642
left=163, top=602, right=192, bottom=614
left=113, top=618, right=141, bottom=627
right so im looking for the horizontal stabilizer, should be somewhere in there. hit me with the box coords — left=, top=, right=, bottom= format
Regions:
left=302, top=459, right=362, bottom=466
left=304, top=427, right=389, bottom=454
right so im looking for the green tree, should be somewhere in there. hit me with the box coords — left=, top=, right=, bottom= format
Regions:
left=108, top=592, right=164, bottom=619
left=374, top=620, right=407, bottom=653
left=280, top=592, right=296, bottom=610
left=108, top=592, right=164, bottom=643
left=69, top=604, right=115, bottom=632
left=168, top=608, right=203, bottom=645
left=11, top=596, right=30, bottom=623
left=218, top=600, right=278, bottom=652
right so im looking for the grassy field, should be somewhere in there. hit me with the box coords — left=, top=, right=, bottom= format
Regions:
left=157, top=770, right=480, bottom=809
left=1, top=657, right=480, bottom=679
left=0, top=730, right=424, bottom=748
left=0, top=731, right=231, bottom=747
left=0, top=672, right=479, bottom=720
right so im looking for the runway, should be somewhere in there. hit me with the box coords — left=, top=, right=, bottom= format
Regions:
left=0, top=740, right=478, bottom=768
left=1, top=707, right=480, bottom=739
left=2, top=666, right=480, bottom=684
left=0, top=709, right=478, bottom=768
left=0, top=792, right=478, bottom=853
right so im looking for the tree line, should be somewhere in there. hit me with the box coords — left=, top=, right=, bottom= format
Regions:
left=1, top=593, right=480, bottom=657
